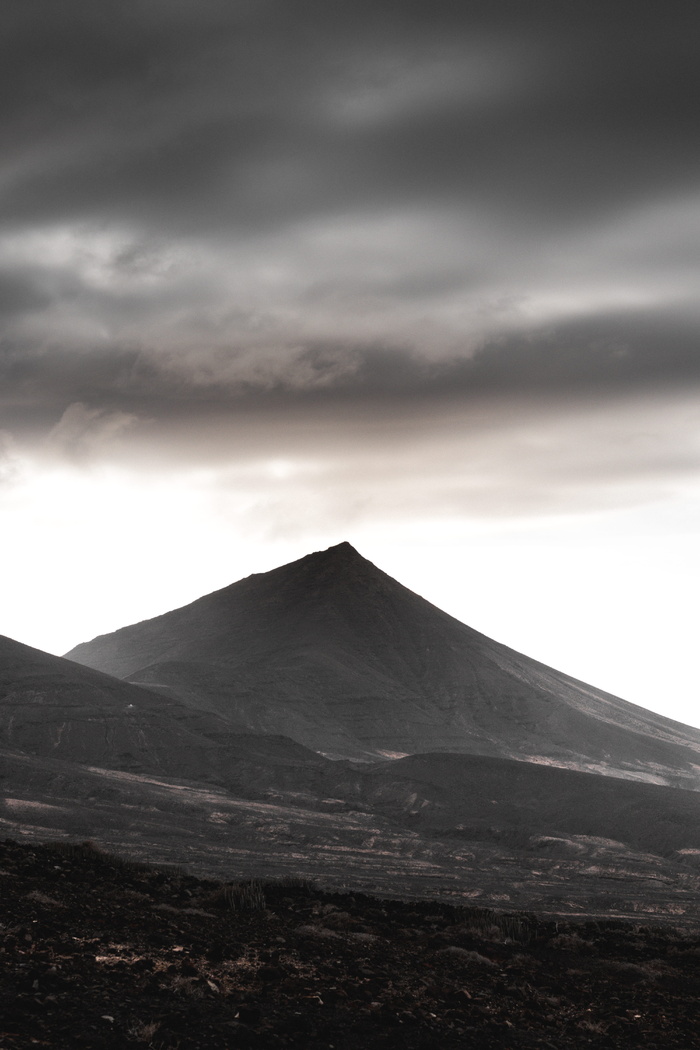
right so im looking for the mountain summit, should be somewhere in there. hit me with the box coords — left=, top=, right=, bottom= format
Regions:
left=65, top=543, right=700, bottom=784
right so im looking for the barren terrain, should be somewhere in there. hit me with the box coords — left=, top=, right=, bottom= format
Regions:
left=3, top=839, right=700, bottom=1049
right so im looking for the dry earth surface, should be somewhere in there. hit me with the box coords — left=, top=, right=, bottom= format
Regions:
left=3, top=745, right=700, bottom=925
left=2, top=839, right=700, bottom=1050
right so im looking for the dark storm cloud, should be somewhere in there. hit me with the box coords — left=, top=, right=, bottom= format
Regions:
left=3, top=307, right=700, bottom=452
left=0, top=271, right=51, bottom=318
left=2, top=0, right=700, bottom=473
left=467, top=311, right=700, bottom=394
left=1, top=1, right=698, bottom=234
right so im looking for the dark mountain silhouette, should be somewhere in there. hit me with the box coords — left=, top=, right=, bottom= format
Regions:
left=64, top=542, right=700, bottom=785
left=0, top=633, right=329, bottom=787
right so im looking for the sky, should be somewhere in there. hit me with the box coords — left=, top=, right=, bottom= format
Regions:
left=1, top=0, right=700, bottom=728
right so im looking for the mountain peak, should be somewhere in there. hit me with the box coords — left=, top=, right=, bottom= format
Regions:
left=63, top=543, right=700, bottom=782
left=311, top=541, right=361, bottom=559
left=308, top=546, right=361, bottom=562
left=291, top=541, right=372, bottom=582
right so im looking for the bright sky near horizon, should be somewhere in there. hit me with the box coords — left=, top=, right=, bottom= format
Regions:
left=1, top=1, right=699, bottom=729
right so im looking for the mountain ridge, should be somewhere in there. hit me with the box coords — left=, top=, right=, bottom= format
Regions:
left=3, top=613, right=700, bottom=920
left=64, top=543, right=700, bottom=784
left=0, top=632, right=330, bottom=787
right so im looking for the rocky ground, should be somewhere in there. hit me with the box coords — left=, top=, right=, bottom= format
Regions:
left=2, top=839, right=700, bottom=1049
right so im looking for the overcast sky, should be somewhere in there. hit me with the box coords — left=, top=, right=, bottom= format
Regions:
left=2, top=1, right=700, bottom=728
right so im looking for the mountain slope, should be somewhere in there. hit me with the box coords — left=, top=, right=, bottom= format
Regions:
left=360, top=751, right=700, bottom=856
left=0, top=633, right=329, bottom=788
left=3, top=628, right=700, bottom=920
left=65, top=542, right=700, bottom=783
left=3, top=738, right=700, bottom=921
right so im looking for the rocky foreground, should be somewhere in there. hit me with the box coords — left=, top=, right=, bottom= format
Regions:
left=1, top=840, right=700, bottom=1048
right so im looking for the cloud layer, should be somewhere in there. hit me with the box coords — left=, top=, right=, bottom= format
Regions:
left=1, top=1, right=699, bottom=531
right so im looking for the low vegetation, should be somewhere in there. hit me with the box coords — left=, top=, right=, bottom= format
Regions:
left=2, top=838, right=700, bottom=1048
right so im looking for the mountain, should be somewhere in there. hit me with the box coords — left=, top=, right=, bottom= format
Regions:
left=3, top=628, right=700, bottom=920
left=64, top=542, right=700, bottom=786
left=0, top=633, right=329, bottom=788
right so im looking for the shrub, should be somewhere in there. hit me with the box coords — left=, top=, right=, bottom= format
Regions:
left=211, top=880, right=266, bottom=913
